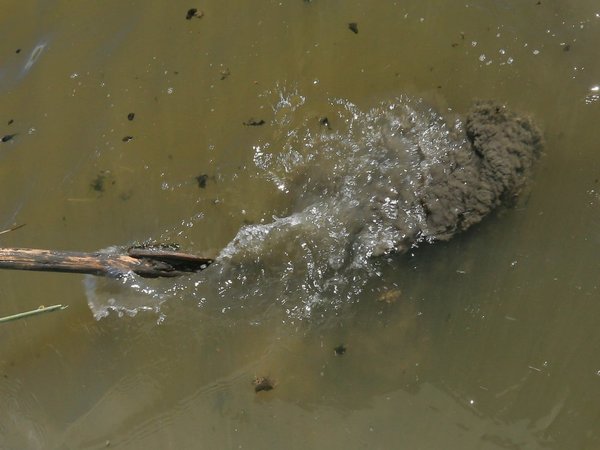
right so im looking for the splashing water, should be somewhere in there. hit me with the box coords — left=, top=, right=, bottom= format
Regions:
left=85, top=90, right=541, bottom=321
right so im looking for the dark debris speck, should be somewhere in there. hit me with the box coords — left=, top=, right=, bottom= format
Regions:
left=253, top=376, right=275, bottom=393
left=186, top=8, right=203, bottom=20
left=319, top=117, right=331, bottom=129
left=243, top=118, right=265, bottom=126
left=220, top=68, right=231, bottom=80
left=91, top=172, right=109, bottom=192
left=348, top=22, right=359, bottom=34
left=127, top=113, right=135, bottom=121
left=1, top=134, right=16, bottom=143
left=122, top=136, right=134, bottom=142
left=196, top=174, right=208, bottom=188
left=334, top=344, right=346, bottom=356
left=8, top=119, right=13, bottom=125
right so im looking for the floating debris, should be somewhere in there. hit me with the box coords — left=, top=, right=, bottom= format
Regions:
left=196, top=174, right=208, bottom=188
left=377, top=289, right=401, bottom=304
left=127, top=112, right=135, bottom=121
left=253, top=376, right=275, bottom=392
left=0, top=304, right=68, bottom=324
left=0, top=224, right=26, bottom=236
left=186, top=8, right=203, bottom=20
left=122, top=136, right=134, bottom=142
left=90, top=171, right=113, bottom=193
left=348, top=22, right=359, bottom=34
left=220, top=67, right=231, bottom=80
left=1, top=134, right=16, bottom=143
left=334, top=344, right=347, bottom=356
left=243, top=118, right=265, bottom=126
left=319, top=116, right=331, bottom=129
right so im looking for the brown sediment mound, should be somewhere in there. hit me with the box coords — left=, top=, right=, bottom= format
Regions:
left=418, top=101, right=543, bottom=243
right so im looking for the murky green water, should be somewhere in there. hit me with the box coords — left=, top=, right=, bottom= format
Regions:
left=1, top=1, right=599, bottom=448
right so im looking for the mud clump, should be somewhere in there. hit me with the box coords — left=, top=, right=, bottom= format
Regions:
left=417, top=101, right=543, bottom=245
left=309, top=98, right=544, bottom=258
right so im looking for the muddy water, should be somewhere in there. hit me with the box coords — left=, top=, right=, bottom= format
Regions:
left=1, top=1, right=599, bottom=448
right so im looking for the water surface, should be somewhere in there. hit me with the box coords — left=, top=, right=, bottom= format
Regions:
left=1, top=1, right=599, bottom=449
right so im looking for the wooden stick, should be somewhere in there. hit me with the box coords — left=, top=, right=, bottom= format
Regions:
left=0, top=247, right=213, bottom=278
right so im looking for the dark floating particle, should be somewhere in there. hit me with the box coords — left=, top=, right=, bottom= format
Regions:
left=253, top=376, right=275, bottom=393
left=1, top=134, right=16, bottom=143
left=122, top=136, right=134, bottom=142
left=15, top=49, right=21, bottom=54
left=196, top=174, right=208, bottom=188
left=348, top=22, right=359, bottom=34
left=91, top=172, right=108, bottom=192
left=7, top=119, right=13, bottom=125
left=127, top=112, right=135, bottom=121
left=334, top=344, right=346, bottom=356
left=186, top=8, right=203, bottom=20
left=563, top=43, right=571, bottom=52
left=243, top=118, right=265, bottom=126
left=220, top=68, right=231, bottom=80
left=319, top=117, right=331, bottom=129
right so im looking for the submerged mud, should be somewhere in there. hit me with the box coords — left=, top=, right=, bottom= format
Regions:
left=86, top=94, right=542, bottom=320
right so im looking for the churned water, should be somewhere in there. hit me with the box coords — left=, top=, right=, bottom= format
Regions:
left=86, top=93, right=463, bottom=320
left=86, top=91, right=540, bottom=323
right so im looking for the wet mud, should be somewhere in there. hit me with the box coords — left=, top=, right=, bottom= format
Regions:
left=394, top=100, right=543, bottom=250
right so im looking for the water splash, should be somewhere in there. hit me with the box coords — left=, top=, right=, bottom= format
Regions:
left=85, top=90, right=541, bottom=321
